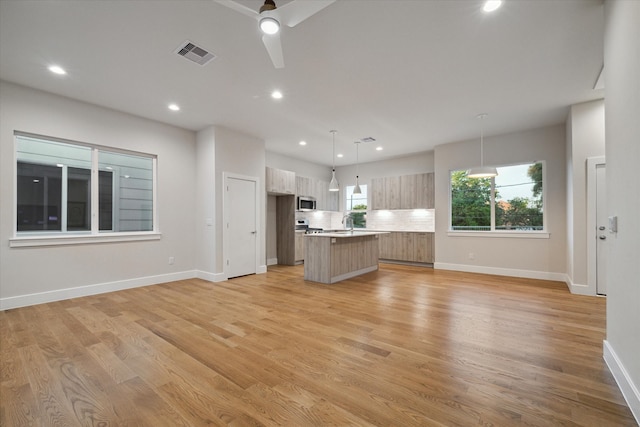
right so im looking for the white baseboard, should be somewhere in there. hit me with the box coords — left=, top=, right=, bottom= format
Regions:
left=434, top=262, right=567, bottom=282
left=257, top=265, right=267, bottom=274
left=603, top=340, right=640, bottom=424
left=0, top=270, right=197, bottom=311
left=565, top=276, right=597, bottom=296
left=267, top=257, right=278, bottom=266
left=195, top=270, right=227, bottom=282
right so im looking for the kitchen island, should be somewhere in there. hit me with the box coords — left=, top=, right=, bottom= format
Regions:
left=304, top=231, right=388, bottom=284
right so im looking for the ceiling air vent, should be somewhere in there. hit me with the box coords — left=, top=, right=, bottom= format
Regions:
left=361, top=137, right=376, bottom=143
left=175, top=40, right=216, bottom=66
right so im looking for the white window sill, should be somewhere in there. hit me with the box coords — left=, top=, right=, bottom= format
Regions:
left=447, top=231, right=550, bottom=239
left=9, top=232, right=162, bottom=248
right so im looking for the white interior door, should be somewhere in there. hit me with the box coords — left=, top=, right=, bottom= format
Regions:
left=596, top=164, right=607, bottom=295
left=226, top=176, right=257, bottom=279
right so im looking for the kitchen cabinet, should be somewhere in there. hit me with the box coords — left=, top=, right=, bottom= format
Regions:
left=417, top=172, right=435, bottom=209
left=276, top=195, right=296, bottom=265
left=371, top=176, right=401, bottom=210
left=304, top=232, right=384, bottom=284
left=296, top=175, right=338, bottom=212
left=378, top=231, right=434, bottom=264
left=295, top=232, right=305, bottom=263
left=296, top=175, right=313, bottom=198
left=266, top=167, right=296, bottom=195
left=370, top=177, right=385, bottom=210
left=372, top=173, right=434, bottom=210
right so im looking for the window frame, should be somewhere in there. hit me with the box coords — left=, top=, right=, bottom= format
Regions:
left=344, top=184, right=368, bottom=229
left=11, top=132, right=160, bottom=248
left=448, top=161, right=549, bottom=239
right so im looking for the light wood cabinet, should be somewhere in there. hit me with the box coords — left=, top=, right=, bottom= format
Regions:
left=276, top=195, right=296, bottom=265
left=417, top=172, right=435, bottom=209
left=372, top=172, right=434, bottom=210
left=316, top=180, right=327, bottom=210
left=295, top=232, right=305, bottom=262
left=266, top=167, right=296, bottom=195
left=296, top=175, right=338, bottom=212
left=296, top=175, right=313, bottom=198
left=378, top=231, right=434, bottom=264
left=385, top=176, right=401, bottom=209
left=370, top=177, right=386, bottom=210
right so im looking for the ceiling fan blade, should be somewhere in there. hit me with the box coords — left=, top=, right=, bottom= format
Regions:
left=262, top=33, right=285, bottom=68
left=214, top=0, right=259, bottom=19
left=277, top=0, right=336, bottom=28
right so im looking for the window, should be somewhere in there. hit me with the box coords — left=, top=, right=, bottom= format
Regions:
left=15, top=134, right=156, bottom=238
left=450, top=162, right=544, bottom=232
left=345, top=184, right=367, bottom=228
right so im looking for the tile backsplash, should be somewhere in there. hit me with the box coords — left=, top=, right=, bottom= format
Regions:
left=297, top=209, right=435, bottom=232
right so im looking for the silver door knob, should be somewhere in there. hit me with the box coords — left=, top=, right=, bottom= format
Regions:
left=599, top=226, right=606, bottom=230
left=599, top=235, right=606, bottom=240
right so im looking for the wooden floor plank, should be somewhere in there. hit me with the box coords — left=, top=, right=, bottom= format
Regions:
left=1, top=264, right=636, bottom=426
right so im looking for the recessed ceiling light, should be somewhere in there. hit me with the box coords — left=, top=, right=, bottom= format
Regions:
left=337, top=153, right=344, bottom=158
left=376, top=146, right=383, bottom=151
left=33, top=179, right=40, bottom=183
left=271, top=90, right=283, bottom=99
left=56, top=163, right=64, bottom=167
left=299, top=141, right=307, bottom=146
left=48, top=65, right=67, bottom=75
left=483, top=0, right=502, bottom=12
left=168, top=103, right=180, bottom=111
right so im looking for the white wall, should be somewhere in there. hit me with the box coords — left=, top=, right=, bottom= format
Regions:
left=266, top=151, right=330, bottom=181
left=0, top=81, right=197, bottom=308
left=565, top=99, right=605, bottom=294
left=603, top=0, right=640, bottom=421
left=195, top=126, right=217, bottom=277
left=213, top=126, right=266, bottom=274
left=433, top=124, right=567, bottom=280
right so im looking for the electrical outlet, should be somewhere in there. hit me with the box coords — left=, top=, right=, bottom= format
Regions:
left=168, top=256, right=175, bottom=265
left=468, top=252, right=475, bottom=260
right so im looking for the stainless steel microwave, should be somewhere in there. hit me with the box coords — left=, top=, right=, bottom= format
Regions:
left=297, top=196, right=316, bottom=211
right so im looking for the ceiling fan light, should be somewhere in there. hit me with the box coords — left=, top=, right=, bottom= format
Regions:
left=260, top=17, right=280, bottom=35
left=467, top=166, right=498, bottom=178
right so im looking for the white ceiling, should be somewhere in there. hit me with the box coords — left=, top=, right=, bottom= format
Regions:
left=0, top=0, right=604, bottom=167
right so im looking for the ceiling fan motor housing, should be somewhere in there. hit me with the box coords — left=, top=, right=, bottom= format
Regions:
left=260, top=0, right=277, bottom=14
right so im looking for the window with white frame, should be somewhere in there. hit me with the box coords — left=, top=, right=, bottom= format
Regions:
left=345, top=184, right=367, bottom=228
left=450, top=162, right=544, bottom=232
left=16, top=133, right=156, bottom=235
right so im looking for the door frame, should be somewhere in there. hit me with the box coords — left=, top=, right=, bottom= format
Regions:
left=222, top=172, right=262, bottom=280
left=586, top=156, right=605, bottom=295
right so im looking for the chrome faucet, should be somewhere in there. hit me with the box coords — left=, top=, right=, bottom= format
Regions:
left=342, top=213, right=354, bottom=231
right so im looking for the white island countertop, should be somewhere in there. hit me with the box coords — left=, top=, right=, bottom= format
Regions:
left=304, top=230, right=389, bottom=238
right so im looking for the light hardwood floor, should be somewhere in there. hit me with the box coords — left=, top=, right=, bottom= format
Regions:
left=1, top=264, right=636, bottom=426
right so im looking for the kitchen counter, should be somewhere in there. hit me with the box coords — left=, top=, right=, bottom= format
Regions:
left=303, top=231, right=388, bottom=284
left=310, top=230, right=389, bottom=238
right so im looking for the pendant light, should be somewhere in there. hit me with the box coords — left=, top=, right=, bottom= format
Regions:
left=329, top=130, right=339, bottom=191
left=467, top=113, right=498, bottom=178
left=353, top=141, right=362, bottom=194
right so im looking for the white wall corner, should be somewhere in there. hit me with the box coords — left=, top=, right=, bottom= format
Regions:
left=267, top=258, right=278, bottom=266
left=604, top=340, right=640, bottom=425
left=433, top=262, right=567, bottom=282
left=0, top=270, right=197, bottom=311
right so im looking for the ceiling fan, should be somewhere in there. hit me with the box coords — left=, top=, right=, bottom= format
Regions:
left=215, top=0, right=336, bottom=68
